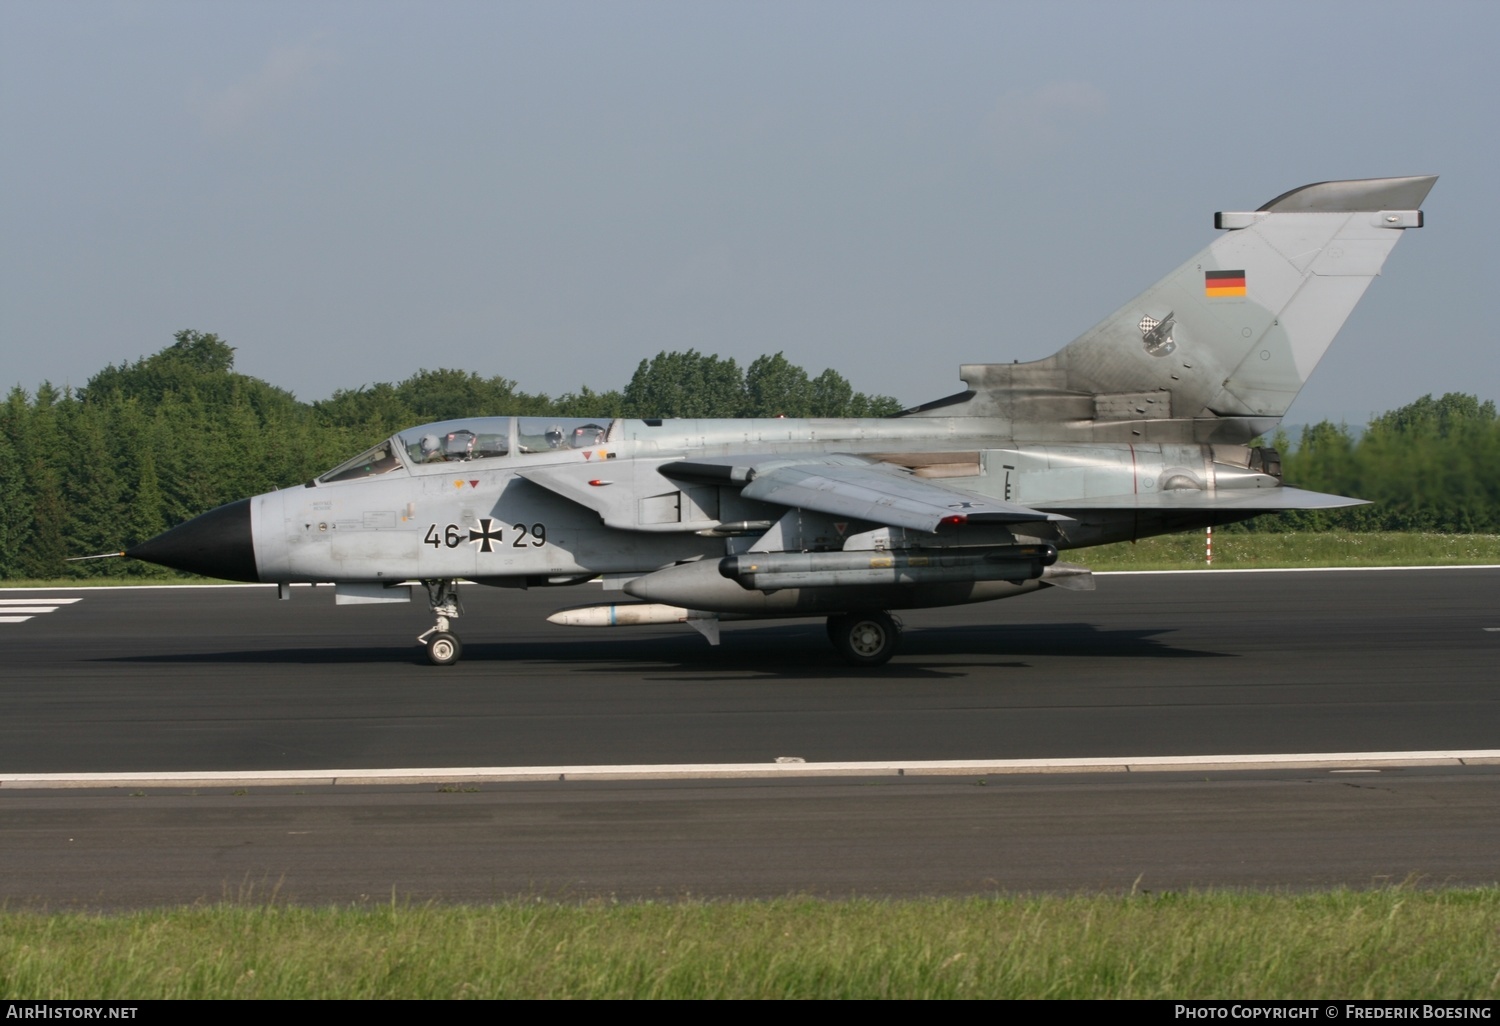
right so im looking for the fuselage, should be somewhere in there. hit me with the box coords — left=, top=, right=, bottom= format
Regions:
left=156, top=413, right=1276, bottom=587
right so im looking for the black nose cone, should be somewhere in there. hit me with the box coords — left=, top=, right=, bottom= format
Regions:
left=126, top=498, right=260, bottom=582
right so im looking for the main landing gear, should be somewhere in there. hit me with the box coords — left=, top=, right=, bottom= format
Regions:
left=417, top=578, right=463, bottom=666
left=826, top=609, right=901, bottom=667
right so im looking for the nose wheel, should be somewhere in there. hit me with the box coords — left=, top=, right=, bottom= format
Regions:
left=827, top=610, right=900, bottom=666
left=423, top=630, right=462, bottom=666
left=418, top=578, right=464, bottom=666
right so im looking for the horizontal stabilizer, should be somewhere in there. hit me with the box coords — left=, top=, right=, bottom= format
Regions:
left=1037, top=486, right=1368, bottom=513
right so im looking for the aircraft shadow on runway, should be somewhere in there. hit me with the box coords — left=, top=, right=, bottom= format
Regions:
left=98, top=620, right=1231, bottom=676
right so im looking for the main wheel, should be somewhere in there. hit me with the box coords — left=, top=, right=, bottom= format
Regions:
left=426, top=631, right=462, bottom=666
left=831, top=610, right=899, bottom=667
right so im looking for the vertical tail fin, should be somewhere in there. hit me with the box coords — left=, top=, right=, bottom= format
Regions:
left=918, top=176, right=1434, bottom=440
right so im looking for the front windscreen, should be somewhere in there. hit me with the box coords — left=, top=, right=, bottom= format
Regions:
left=319, top=440, right=407, bottom=483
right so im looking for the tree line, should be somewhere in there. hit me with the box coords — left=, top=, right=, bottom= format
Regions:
left=2, top=332, right=1496, bottom=581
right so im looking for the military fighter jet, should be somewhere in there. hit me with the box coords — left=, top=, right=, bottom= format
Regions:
left=127, top=176, right=1435, bottom=666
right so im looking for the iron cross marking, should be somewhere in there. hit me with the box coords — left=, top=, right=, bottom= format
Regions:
left=468, top=517, right=505, bottom=553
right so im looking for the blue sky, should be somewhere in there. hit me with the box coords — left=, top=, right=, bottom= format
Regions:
left=2, top=1, right=1493, bottom=425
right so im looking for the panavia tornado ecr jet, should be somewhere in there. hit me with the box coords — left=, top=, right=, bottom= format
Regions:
left=127, top=176, right=1435, bottom=666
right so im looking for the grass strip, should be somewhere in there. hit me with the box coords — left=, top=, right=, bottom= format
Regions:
left=1082, top=532, right=1500, bottom=571
left=3, top=890, right=1497, bottom=999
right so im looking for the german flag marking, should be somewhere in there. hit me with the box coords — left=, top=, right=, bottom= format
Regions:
left=1205, top=269, right=1246, bottom=297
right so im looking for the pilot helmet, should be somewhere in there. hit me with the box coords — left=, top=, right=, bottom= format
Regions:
left=545, top=425, right=565, bottom=448
left=419, top=434, right=442, bottom=457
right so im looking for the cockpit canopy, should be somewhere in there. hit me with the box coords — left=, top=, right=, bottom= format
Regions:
left=402, top=418, right=512, bottom=464
left=316, top=416, right=613, bottom=484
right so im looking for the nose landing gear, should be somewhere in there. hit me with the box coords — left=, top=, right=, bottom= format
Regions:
left=417, top=578, right=463, bottom=665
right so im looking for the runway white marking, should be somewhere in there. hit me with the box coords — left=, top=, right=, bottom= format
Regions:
left=5, top=749, right=1498, bottom=790
left=0, top=597, right=80, bottom=624
left=0, top=585, right=259, bottom=592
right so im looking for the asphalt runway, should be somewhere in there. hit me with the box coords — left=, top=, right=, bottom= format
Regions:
left=5, top=770, right=1498, bottom=908
left=2, top=568, right=1497, bottom=906
left=2, top=568, right=1496, bottom=773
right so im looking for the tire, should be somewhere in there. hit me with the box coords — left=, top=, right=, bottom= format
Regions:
left=426, top=631, right=462, bottom=666
left=832, top=610, right=899, bottom=667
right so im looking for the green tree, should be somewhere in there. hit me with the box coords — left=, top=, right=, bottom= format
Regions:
left=0, top=430, right=25, bottom=578
left=61, top=399, right=125, bottom=575
left=848, top=391, right=904, bottom=417
left=552, top=385, right=625, bottom=418
left=394, top=368, right=541, bottom=422
left=809, top=368, right=855, bottom=416
left=622, top=350, right=746, bottom=418
left=21, top=459, right=68, bottom=579
left=315, top=382, right=415, bottom=433
left=82, top=330, right=244, bottom=405
left=1357, top=393, right=1500, bottom=531
left=126, top=447, right=167, bottom=557
left=744, top=353, right=811, bottom=417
